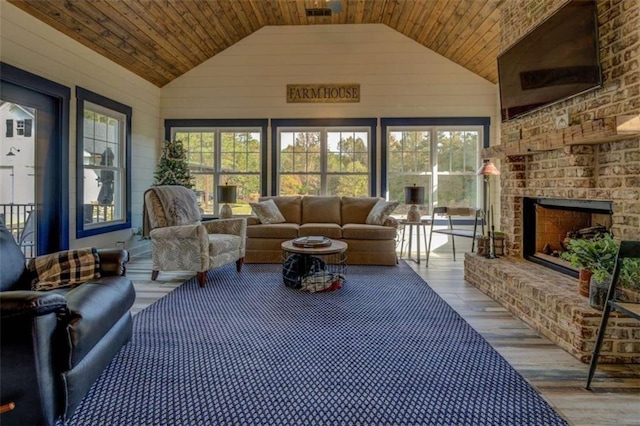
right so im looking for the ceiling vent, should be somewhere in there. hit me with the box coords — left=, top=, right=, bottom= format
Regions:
left=306, top=8, right=332, bottom=17
left=306, top=1, right=342, bottom=17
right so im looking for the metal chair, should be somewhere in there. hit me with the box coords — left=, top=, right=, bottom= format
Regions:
left=426, top=207, right=484, bottom=266
left=586, top=240, right=640, bottom=389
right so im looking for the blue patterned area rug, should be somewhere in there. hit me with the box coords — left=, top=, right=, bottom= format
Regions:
left=64, top=262, right=567, bottom=425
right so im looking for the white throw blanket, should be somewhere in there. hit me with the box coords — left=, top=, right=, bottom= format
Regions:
left=143, top=186, right=201, bottom=236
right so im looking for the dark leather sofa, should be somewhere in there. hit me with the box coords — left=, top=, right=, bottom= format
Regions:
left=0, top=224, right=136, bottom=425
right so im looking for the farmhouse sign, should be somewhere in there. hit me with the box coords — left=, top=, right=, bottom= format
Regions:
left=287, top=84, right=360, bottom=103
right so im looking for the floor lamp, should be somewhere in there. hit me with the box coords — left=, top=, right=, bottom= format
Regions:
left=217, top=184, right=237, bottom=219
left=476, top=159, right=501, bottom=258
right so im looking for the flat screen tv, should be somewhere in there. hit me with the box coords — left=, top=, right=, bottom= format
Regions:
left=498, top=0, right=602, bottom=121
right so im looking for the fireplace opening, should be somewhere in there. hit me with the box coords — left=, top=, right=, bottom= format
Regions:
left=522, top=198, right=613, bottom=277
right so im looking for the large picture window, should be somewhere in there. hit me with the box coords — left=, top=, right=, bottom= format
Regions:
left=382, top=118, right=490, bottom=217
left=166, top=119, right=267, bottom=216
left=272, top=119, right=376, bottom=196
left=76, top=88, right=131, bottom=237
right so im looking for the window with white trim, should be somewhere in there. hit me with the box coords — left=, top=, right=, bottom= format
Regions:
left=383, top=118, right=489, bottom=217
left=171, top=127, right=264, bottom=216
left=276, top=126, right=372, bottom=196
left=76, top=87, right=131, bottom=237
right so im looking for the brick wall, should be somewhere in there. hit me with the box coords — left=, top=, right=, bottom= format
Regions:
left=465, top=254, right=640, bottom=363
left=465, top=0, right=640, bottom=365
left=498, top=0, right=640, bottom=256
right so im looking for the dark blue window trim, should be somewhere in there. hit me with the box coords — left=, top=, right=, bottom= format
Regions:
left=76, top=87, right=132, bottom=238
left=270, top=118, right=378, bottom=196
left=380, top=117, right=490, bottom=199
left=0, top=62, right=70, bottom=253
left=164, top=119, right=269, bottom=196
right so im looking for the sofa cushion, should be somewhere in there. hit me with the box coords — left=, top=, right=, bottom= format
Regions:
left=302, top=196, right=341, bottom=224
left=341, top=197, right=380, bottom=224
left=249, top=199, right=286, bottom=224
left=61, top=276, right=135, bottom=367
left=366, top=199, right=400, bottom=225
left=28, top=248, right=101, bottom=291
left=259, top=196, right=302, bottom=224
left=299, top=223, right=343, bottom=239
left=342, top=223, right=398, bottom=240
left=246, top=223, right=300, bottom=239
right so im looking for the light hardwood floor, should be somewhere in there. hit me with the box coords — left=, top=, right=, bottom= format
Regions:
left=126, top=247, right=639, bottom=426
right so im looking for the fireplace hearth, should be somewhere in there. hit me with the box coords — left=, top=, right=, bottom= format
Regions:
left=522, top=197, right=613, bottom=277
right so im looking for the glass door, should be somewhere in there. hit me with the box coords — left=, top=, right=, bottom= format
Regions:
left=0, top=72, right=68, bottom=257
left=0, top=99, right=37, bottom=257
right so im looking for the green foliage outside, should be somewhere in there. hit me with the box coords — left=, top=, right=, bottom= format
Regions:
left=387, top=130, right=479, bottom=215
left=279, top=131, right=369, bottom=197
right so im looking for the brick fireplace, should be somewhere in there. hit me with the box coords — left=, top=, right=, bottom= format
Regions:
left=464, top=0, right=639, bottom=364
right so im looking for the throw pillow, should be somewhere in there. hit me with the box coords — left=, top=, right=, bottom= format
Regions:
left=365, top=199, right=399, bottom=225
left=250, top=199, right=286, bottom=224
left=29, top=248, right=101, bottom=291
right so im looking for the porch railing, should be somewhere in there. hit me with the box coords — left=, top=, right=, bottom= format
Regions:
left=0, top=203, right=36, bottom=258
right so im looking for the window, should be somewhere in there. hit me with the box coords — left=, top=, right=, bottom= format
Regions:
left=272, top=119, right=377, bottom=196
left=16, top=120, right=24, bottom=136
left=382, top=118, right=490, bottom=217
left=76, top=87, right=131, bottom=237
left=166, top=119, right=268, bottom=216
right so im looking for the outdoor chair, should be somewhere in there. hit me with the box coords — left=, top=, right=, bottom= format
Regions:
left=143, top=185, right=246, bottom=287
left=426, top=207, right=484, bottom=266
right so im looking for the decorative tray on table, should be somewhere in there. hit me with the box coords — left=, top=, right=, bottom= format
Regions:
left=292, top=236, right=332, bottom=248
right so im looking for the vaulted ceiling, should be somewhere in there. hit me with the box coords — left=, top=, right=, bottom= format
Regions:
left=8, top=0, right=503, bottom=87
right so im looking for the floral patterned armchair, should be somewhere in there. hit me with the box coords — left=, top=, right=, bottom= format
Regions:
left=143, top=185, right=246, bottom=287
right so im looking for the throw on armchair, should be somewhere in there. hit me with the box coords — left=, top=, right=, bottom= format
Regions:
left=143, top=185, right=246, bottom=287
left=0, top=223, right=135, bottom=425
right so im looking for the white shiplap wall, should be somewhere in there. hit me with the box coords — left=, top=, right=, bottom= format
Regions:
left=163, top=24, right=499, bottom=197
left=163, top=24, right=497, bottom=118
left=0, top=2, right=161, bottom=253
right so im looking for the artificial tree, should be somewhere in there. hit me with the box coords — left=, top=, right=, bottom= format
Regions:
left=153, top=139, right=193, bottom=188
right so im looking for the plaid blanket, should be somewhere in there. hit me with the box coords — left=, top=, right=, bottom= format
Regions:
left=29, top=248, right=101, bottom=291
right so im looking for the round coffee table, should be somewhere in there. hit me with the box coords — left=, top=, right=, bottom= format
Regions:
left=281, top=238, right=347, bottom=292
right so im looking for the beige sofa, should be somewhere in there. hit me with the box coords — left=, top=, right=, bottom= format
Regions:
left=245, top=196, right=399, bottom=265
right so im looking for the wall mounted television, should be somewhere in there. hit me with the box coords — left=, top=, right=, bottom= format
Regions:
left=498, top=0, right=602, bottom=121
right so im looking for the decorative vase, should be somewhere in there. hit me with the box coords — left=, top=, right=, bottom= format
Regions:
left=589, top=275, right=610, bottom=310
left=578, top=269, right=592, bottom=297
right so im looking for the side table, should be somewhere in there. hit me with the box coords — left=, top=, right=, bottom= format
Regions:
left=399, top=219, right=429, bottom=264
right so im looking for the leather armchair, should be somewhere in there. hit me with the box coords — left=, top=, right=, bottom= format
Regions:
left=0, top=224, right=135, bottom=425
left=144, top=185, right=246, bottom=287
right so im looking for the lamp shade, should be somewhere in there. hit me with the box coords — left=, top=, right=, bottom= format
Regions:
left=404, top=185, right=425, bottom=205
left=217, top=185, right=237, bottom=204
left=476, top=159, right=501, bottom=176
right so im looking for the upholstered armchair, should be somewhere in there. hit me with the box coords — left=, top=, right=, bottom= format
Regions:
left=143, top=185, right=246, bottom=287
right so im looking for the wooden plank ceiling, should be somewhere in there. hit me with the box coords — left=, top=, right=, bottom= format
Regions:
left=8, top=0, right=502, bottom=87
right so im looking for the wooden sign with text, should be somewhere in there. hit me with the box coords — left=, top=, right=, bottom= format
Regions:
left=287, top=84, right=360, bottom=103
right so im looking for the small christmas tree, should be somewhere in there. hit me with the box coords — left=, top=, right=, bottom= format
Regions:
left=153, top=140, right=193, bottom=188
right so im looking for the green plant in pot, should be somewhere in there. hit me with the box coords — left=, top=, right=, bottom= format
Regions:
left=561, top=234, right=617, bottom=297
left=562, top=234, right=639, bottom=309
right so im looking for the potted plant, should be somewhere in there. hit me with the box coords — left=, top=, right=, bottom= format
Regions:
left=589, top=256, right=640, bottom=310
left=560, top=233, right=617, bottom=297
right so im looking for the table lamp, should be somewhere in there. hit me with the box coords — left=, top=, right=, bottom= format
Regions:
left=404, top=184, right=425, bottom=223
left=217, top=184, right=237, bottom=219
